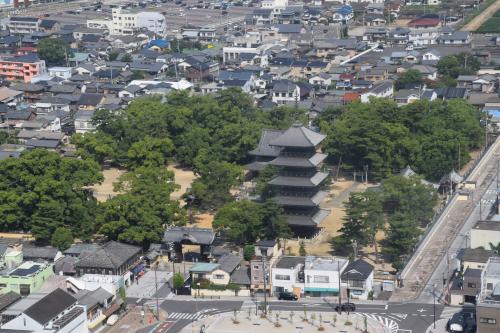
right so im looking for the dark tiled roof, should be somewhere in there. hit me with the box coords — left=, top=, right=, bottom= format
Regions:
left=341, top=259, right=374, bottom=280
left=269, top=123, right=325, bottom=148
left=163, top=227, right=215, bottom=245
left=0, top=291, right=21, bottom=312
left=77, top=93, right=103, bottom=106
left=249, top=129, right=284, bottom=157
left=23, top=245, right=58, bottom=261
left=255, top=239, right=276, bottom=248
left=24, top=288, right=76, bottom=325
left=39, top=20, right=57, bottom=28
left=217, top=254, right=241, bottom=273
left=76, top=241, right=140, bottom=269
left=10, top=16, right=39, bottom=22
left=461, top=248, right=496, bottom=263
left=230, top=266, right=250, bottom=285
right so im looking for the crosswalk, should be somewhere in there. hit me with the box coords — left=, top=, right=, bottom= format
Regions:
left=167, top=312, right=208, bottom=320
left=361, top=313, right=400, bottom=333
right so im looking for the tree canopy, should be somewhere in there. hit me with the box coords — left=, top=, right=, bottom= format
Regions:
left=37, top=38, right=73, bottom=66
left=437, top=53, right=480, bottom=78
left=334, top=175, right=438, bottom=261
left=213, top=200, right=290, bottom=244
left=395, top=69, right=424, bottom=90
left=0, top=149, right=102, bottom=243
left=318, top=98, right=482, bottom=181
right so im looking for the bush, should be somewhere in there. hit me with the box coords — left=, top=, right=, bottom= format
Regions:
left=243, top=244, right=255, bottom=261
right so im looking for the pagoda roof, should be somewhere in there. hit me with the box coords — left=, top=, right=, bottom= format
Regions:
left=286, top=209, right=330, bottom=226
left=269, top=123, right=326, bottom=148
left=249, top=129, right=284, bottom=157
left=273, top=191, right=328, bottom=207
left=268, top=172, right=328, bottom=187
left=270, top=153, right=327, bottom=168
left=245, top=160, right=270, bottom=172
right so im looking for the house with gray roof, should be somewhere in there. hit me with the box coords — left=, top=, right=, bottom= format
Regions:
left=75, top=241, right=142, bottom=283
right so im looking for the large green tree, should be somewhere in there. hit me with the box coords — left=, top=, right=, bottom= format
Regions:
left=395, top=69, right=424, bottom=90
left=437, top=53, right=480, bottom=78
left=213, top=199, right=289, bottom=243
left=0, top=149, right=102, bottom=243
left=37, top=38, right=73, bottom=66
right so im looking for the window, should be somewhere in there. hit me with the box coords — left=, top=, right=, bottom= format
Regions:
left=487, top=283, right=494, bottom=290
left=479, top=318, right=496, bottom=324
left=253, top=276, right=259, bottom=281
left=313, top=275, right=329, bottom=283
left=253, top=265, right=259, bottom=269
left=213, top=274, right=225, bottom=280
left=275, top=274, right=290, bottom=281
left=467, top=283, right=476, bottom=288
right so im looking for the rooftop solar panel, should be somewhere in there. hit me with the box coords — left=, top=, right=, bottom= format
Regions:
left=10, top=264, right=41, bottom=277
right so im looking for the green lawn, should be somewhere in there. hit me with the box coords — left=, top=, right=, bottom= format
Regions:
left=476, top=10, right=500, bottom=33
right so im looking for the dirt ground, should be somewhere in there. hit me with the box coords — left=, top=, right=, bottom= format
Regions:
left=168, top=164, right=197, bottom=201
left=89, top=168, right=126, bottom=202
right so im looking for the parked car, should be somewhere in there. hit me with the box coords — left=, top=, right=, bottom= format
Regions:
left=278, top=292, right=298, bottom=301
left=334, top=302, right=356, bottom=312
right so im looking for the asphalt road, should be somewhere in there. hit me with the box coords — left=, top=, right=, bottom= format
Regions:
left=159, top=299, right=243, bottom=333
left=152, top=298, right=454, bottom=333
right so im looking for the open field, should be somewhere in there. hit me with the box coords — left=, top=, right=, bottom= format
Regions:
left=461, top=0, right=500, bottom=31
left=476, top=9, right=500, bottom=33
left=89, top=167, right=125, bottom=202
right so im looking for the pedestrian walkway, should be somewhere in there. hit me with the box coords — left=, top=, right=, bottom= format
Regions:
left=166, top=312, right=208, bottom=321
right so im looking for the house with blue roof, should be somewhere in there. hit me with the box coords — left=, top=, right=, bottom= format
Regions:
left=332, top=5, right=353, bottom=24
left=146, top=39, right=170, bottom=52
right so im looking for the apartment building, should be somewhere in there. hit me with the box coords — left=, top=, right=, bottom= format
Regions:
left=0, top=54, right=46, bottom=82
left=111, top=8, right=165, bottom=36
left=477, top=257, right=500, bottom=333
left=8, top=17, right=39, bottom=34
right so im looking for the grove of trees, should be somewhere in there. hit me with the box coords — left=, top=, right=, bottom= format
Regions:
left=334, top=175, right=438, bottom=268
left=317, top=98, right=483, bottom=181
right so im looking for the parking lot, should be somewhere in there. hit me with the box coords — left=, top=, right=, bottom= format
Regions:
left=127, top=269, right=173, bottom=299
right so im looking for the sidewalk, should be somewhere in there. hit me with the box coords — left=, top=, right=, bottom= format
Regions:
left=183, top=311, right=389, bottom=333
left=173, top=294, right=388, bottom=305
left=425, top=318, right=447, bottom=333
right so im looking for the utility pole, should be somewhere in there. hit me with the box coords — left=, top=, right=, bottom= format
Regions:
left=433, top=284, right=436, bottom=329
left=457, top=141, right=461, bottom=171
left=363, top=165, right=368, bottom=185
left=154, top=262, right=160, bottom=320
left=261, top=251, right=268, bottom=316
left=337, top=260, right=342, bottom=314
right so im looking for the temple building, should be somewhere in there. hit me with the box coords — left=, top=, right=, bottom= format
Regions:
left=249, top=123, right=330, bottom=236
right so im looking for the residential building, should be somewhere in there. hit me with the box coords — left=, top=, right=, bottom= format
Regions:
left=360, top=80, right=394, bottom=103
left=0, top=54, right=46, bottom=82
left=304, top=256, right=348, bottom=297
left=0, top=261, right=54, bottom=296
left=394, top=89, right=420, bottom=106
left=190, top=254, right=242, bottom=286
left=48, top=67, right=72, bottom=80
left=111, top=8, right=166, bottom=36
left=271, top=80, right=300, bottom=104
left=438, top=31, right=471, bottom=45
left=272, top=256, right=305, bottom=297
left=250, top=240, right=282, bottom=293
left=470, top=220, right=500, bottom=249
left=477, top=257, right=500, bottom=333
left=450, top=267, right=482, bottom=306
left=74, top=110, right=95, bottom=134
left=0, top=288, right=88, bottom=333
left=8, top=17, right=40, bottom=34
left=75, top=241, right=142, bottom=286
left=74, top=287, right=118, bottom=330
left=461, top=248, right=497, bottom=270
left=342, top=259, right=374, bottom=300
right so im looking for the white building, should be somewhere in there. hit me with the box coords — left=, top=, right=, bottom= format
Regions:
left=341, top=259, right=374, bottom=300
left=111, top=8, right=166, bottom=36
left=471, top=220, right=500, bottom=250
left=1, top=288, right=88, bottom=333
left=261, top=0, right=288, bottom=18
left=272, top=256, right=348, bottom=297
left=48, top=67, right=72, bottom=80
left=360, top=80, right=394, bottom=103
left=74, top=110, right=96, bottom=134
left=408, top=28, right=440, bottom=46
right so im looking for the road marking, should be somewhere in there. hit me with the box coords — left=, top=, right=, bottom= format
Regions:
left=417, top=308, right=426, bottom=313
left=390, top=313, right=408, bottom=320
left=167, top=312, right=208, bottom=320
left=385, top=305, right=388, bottom=310
left=361, top=313, right=399, bottom=333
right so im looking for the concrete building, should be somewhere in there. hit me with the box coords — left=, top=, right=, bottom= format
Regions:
left=477, top=257, right=500, bottom=333
left=272, top=256, right=305, bottom=297
left=111, top=8, right=165, bottom=36
left=48, top=67, right=72, bottom=80
left=0, top=54, right=46, bottom=82
left=304, top=256, right=348, bottom=296
left=0, top=261, right=54, bottom=296
left=470, top=220, right=500, bottom=249
left=8, top=17, right=39, bottom=34
left=250, top=240, right=282, bottom=293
